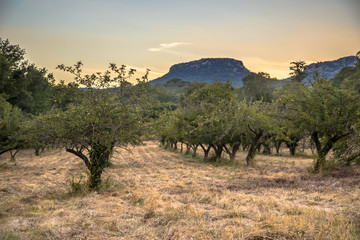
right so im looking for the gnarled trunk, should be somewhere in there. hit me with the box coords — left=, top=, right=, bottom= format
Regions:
left=66, top=142, right=114, bottom=189
left=88, top=143, right=113, bottom=189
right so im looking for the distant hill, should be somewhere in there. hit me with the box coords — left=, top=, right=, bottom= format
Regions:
left=150, top=56, right=357, bottom=87
left=149, top=58, right=252, bottom=87
left=289, top=56, right=357, bottom=83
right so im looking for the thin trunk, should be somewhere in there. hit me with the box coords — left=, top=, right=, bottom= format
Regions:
left=9, top=149, right=19, bottom=162
left=301, top=137, right=306, bottom=153
left=173, top=141, right=177, bottom=151
left=185, top=144, right=191, bottom=155
left=180, top=143, right=183, bottom=153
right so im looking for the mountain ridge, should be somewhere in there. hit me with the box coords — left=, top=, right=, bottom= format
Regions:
left=150, top=58, right=252, bottom=87
left=150, top=56, right=357, bottom=87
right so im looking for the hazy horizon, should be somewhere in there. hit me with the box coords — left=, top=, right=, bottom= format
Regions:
left=1, top=0, right=359, bottom=83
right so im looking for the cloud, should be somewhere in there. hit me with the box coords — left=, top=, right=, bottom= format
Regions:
left=148, top=42, right=192, bottom=52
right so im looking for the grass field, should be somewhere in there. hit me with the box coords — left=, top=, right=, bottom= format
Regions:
left=1, top=142, right=359, bottom=239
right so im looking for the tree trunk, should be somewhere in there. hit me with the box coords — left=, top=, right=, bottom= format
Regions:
left=200, top=144, right=211, bottom=160
left=274, top=140, right=282, bottom=154
left=180, top=143, right=183, bottom=153
left=224, top=143, right=241, bottom=161
left=9, top=149, right=19, bottom=162
left=262, top=143, right=271, bottom=155
left=311, top=131, right=338, bottom=173
left=242, top=145, right=248, bottom=151
left=310, top=144, right=315, bottom=155
left=88, top=143, right=113, bottom=189
left=35, top=148, right=40, bottom=156
left=256, top=144, right=261, bottom=153
left=185, top=144, right=191, bottom=155
left=286, top=142, right=297, bottom=156
left=0, top=149, right=9, bottom=156
left=301, top=137, right=306, bottom=153
left=212, top=144, right=223, bottom=159
left=160, top=136, right=165, bottom=146
left=246, top=131, right=263, bottom=166
left=173, top=141, right=177, bottom=151
left=66, top=148, right=91, bottom=171
left=191, top=144, right=198, bottom=157
left=314, top=151, right=327, bottom=173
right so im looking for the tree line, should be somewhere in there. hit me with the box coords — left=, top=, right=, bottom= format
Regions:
left=1, top=38, right=359, bottom=190
left=157, top=57, right=360, bottom=173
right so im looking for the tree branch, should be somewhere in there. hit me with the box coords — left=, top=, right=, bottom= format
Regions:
left=66, top=148, right=91, bottom=171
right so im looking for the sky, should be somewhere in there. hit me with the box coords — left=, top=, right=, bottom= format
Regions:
left=0, top=0, right=359, bottom=83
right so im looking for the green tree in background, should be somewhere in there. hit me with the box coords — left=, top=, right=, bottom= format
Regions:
left=0, top=95, right=24, bottom=160
left=277, top=74, right=360, bottom=172
left=239, top=72, right=279, bottom=102
left=0, top=38, right=54, bottom=114
left=289, top=61, right=307, bottom=83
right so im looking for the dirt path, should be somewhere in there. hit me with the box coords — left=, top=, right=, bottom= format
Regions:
left=1, top=142, right=359, bottom=239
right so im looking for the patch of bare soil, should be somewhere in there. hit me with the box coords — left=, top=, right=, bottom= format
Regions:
left=226, top=167, right=360, bottom=192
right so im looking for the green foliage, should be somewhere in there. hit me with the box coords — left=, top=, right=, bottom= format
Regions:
left=239, top=72, right=280, bottom=102
left=244, top=101, right=276, bottom=165
left=289, top=61, right=307, bottom=82
left=276, top=74, right=360, bottom=172
left=0, top=95, right=24, bottom=157
left=0, top=230, right=20, bottom=240
left=67, top=174, right=88, bottom=196
left=158, top=81, right=275, bottom=164
left=0, top=38, right=54, bottom=114
left=22, top=112, right=61, bottom=156
left=53, top=62, right=147, bottom=189
left=330, top=66, right=357, bottom=88
left=51, top=80, right=82, bottom=110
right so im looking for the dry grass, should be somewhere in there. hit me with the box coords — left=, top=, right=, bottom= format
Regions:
left=0, top=142, right=359, bottom=239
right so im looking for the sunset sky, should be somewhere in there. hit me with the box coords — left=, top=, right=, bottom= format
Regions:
left=1, top=0, right=359, bottom=83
